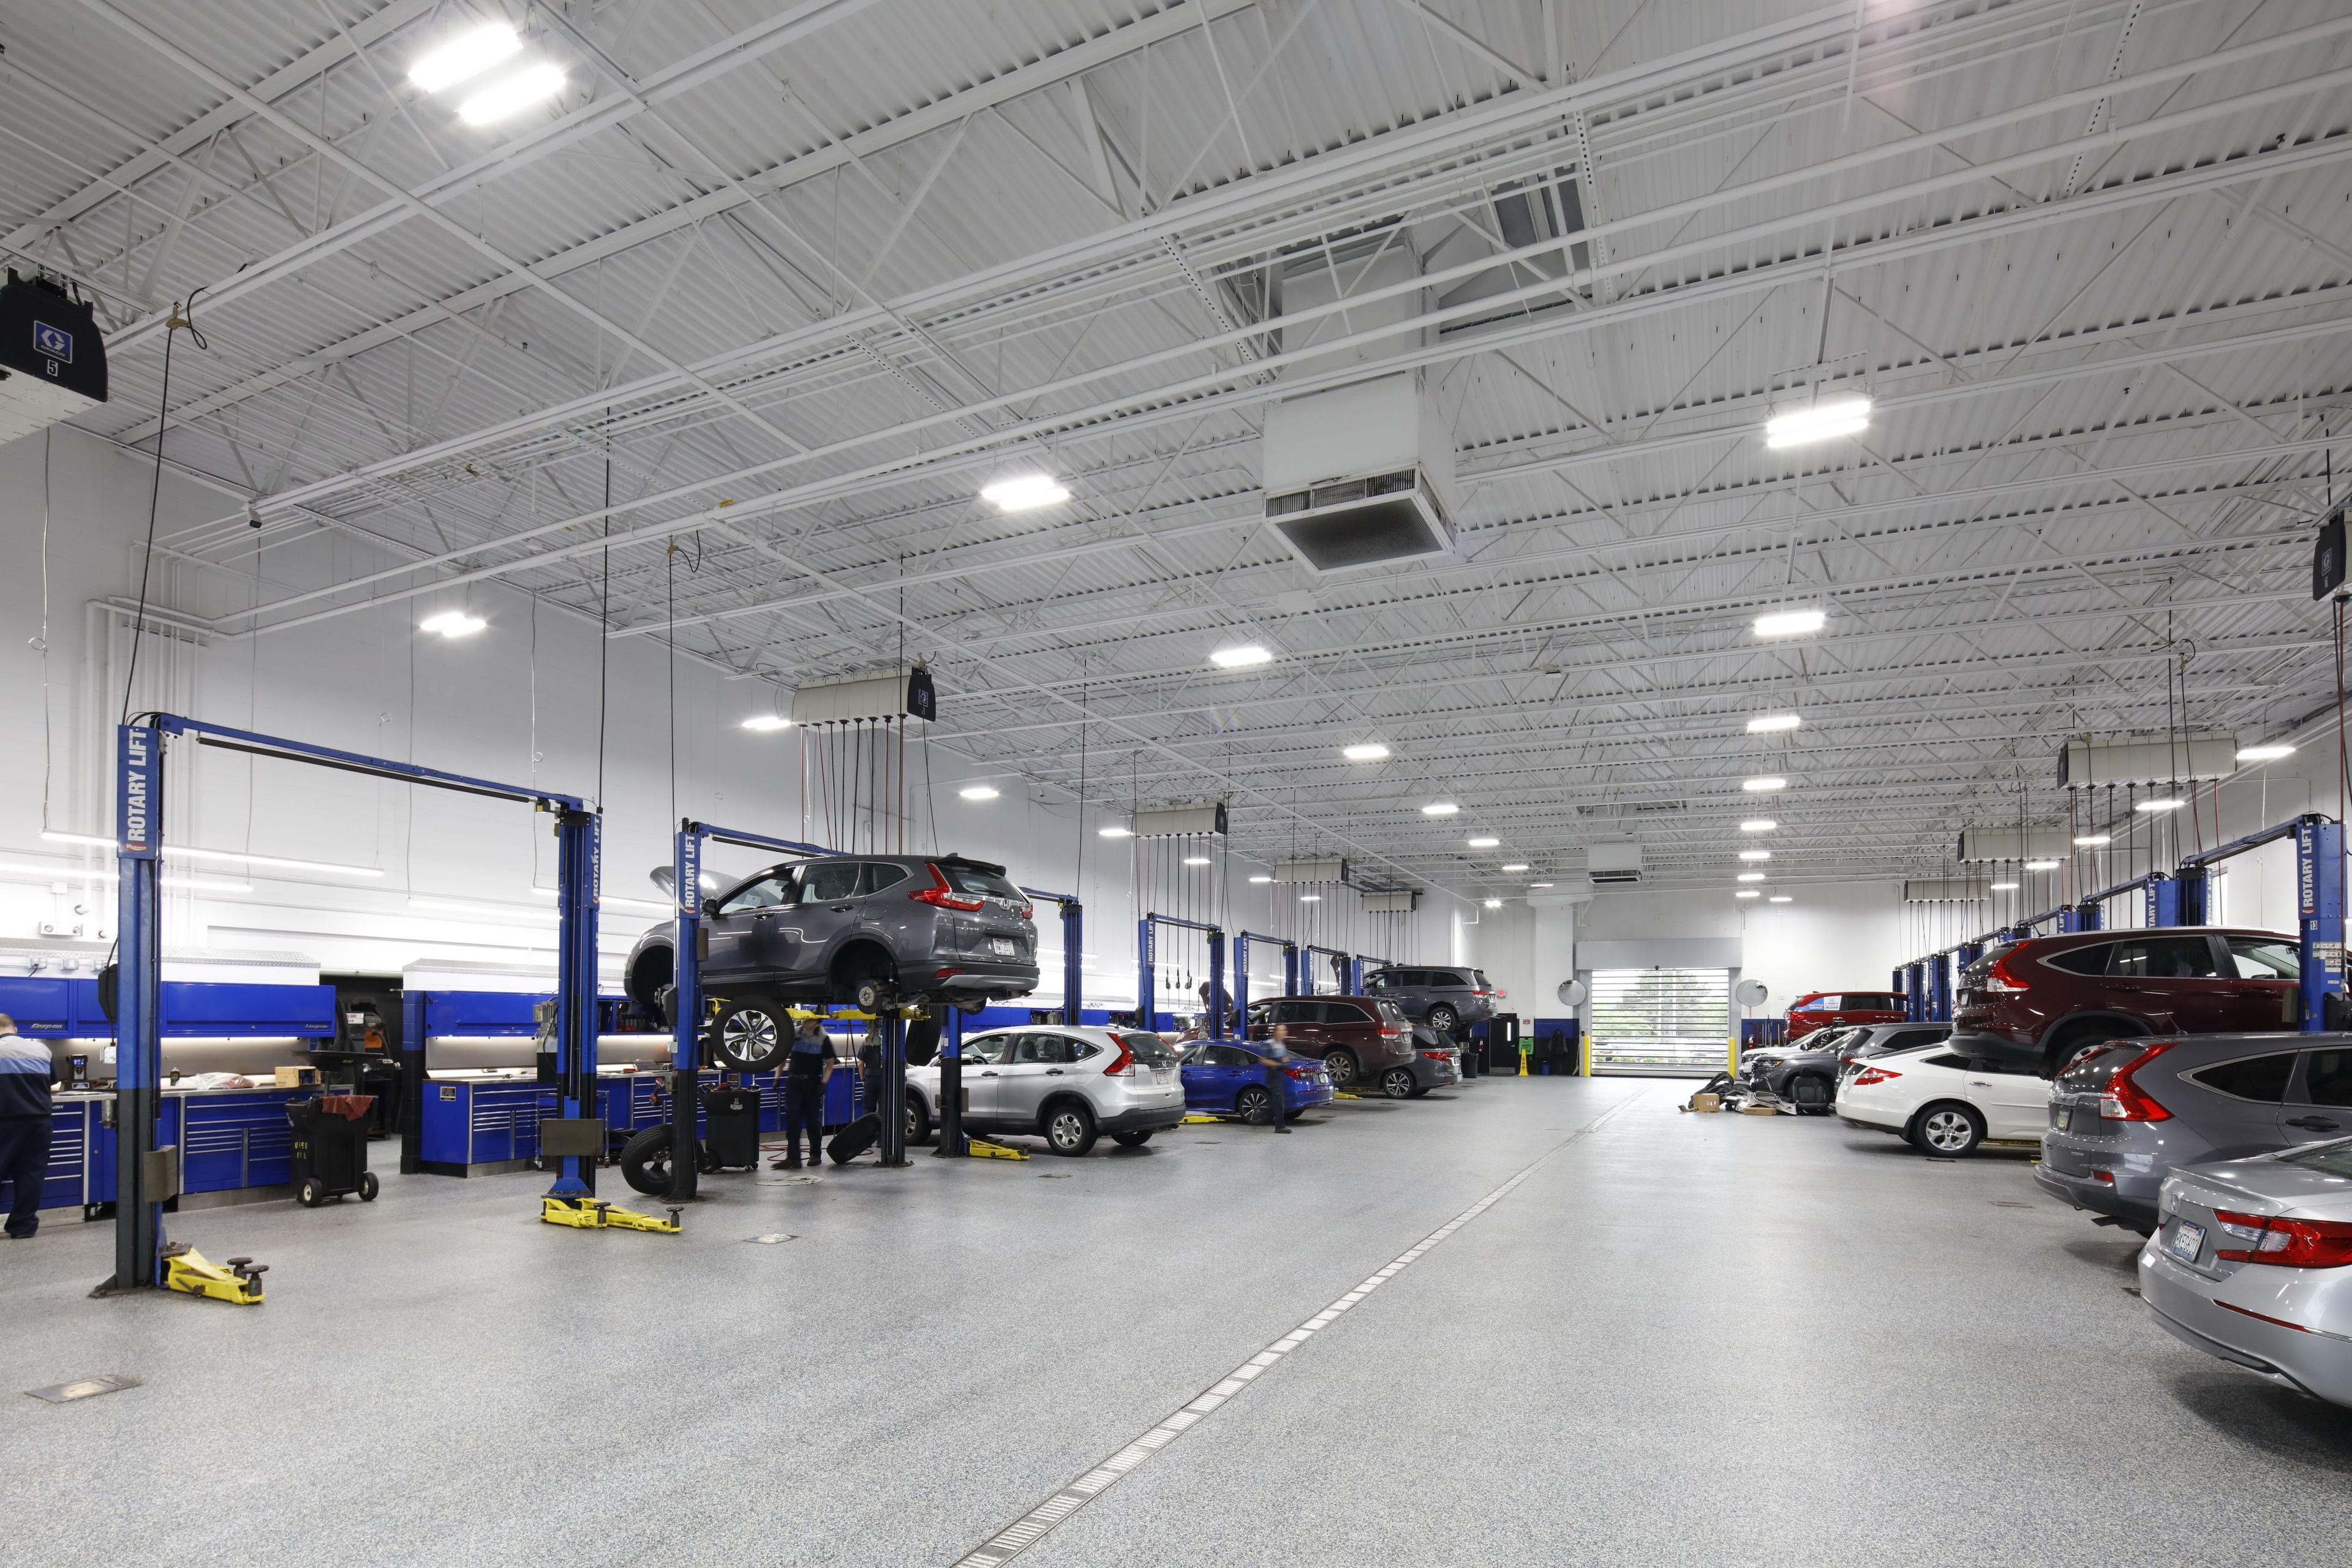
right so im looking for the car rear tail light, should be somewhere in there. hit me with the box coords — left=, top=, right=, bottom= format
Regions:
left=1984, top=952, right=2032, bottom=993
left=2095, top=1042, right=2175, bottom=1121
left=1850, top=1066, right=1901, bottom=1087
left=1381, top=1028, right=1403, bottom=1038
left=1286, top=1066, right=1315, bottom=1080
left=1102, top=1040, right=1134, bottom=1077
left=1420, top=1050, right=1452, bottom=1061
left=2214, top=1210, right=2352, bottom=1267
left=909, top=863, right=986, bottom=911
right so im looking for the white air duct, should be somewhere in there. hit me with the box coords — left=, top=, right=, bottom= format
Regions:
left=1955, top=828, right=2074, bottom=862
left=790, top=666, right=936, bottom=725
left=1261, top=372, right=1455, bottom=575
left=1275, top=858, right=1351, bottom=885
left=1586, top=842, right=1643, bottom=886
left=2059, top=731, right=2237, bottom=786
left=1362, top=889, right=1419, bottom=913
left=1130, top=802, right=1227, bottom=838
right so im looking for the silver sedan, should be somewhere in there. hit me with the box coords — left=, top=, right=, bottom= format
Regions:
left=2138, top=1137, right=2352, bottom=1407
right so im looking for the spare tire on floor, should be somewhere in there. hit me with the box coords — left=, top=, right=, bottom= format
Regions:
left=618, top=1123, right=718, bottom=1195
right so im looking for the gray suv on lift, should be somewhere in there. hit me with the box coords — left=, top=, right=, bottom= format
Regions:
left=1363, top=965, right=1498, bottom=1036
left=624, top=853, right=1038, bottom=1071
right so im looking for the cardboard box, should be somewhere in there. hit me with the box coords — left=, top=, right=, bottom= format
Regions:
left=274, top=1065, right=320, bottom=1088
left=1687, top=1093, right=1721, bottom=1113
left=1739, top=1104, right=1778, bottom=1116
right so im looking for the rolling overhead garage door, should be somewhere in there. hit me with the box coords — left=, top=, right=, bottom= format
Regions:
left=1586, top=968, right=1732, bottom=1076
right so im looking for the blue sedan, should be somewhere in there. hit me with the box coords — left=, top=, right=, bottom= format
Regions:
left=1180, top=1039, right=1335, bottom=1122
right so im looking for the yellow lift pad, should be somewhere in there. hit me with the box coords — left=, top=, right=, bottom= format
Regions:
left=540, top=1195, right=682, bottom=1233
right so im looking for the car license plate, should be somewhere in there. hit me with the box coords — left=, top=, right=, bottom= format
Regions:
left=2166, top=1219, right=2205, bottom=1263
left=990, top=938, right=1017, bottom=956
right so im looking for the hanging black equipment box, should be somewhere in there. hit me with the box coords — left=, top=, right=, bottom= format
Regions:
left=0, top=270, right=108, bottom=445
left=2315, top=500, right=2348, bottom=601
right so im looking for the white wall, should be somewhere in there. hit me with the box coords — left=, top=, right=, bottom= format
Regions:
left=0, top=424, right=1462, bottom=1006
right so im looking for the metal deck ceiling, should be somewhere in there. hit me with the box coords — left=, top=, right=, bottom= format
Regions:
left=4, top=0, right=2350, bottom=897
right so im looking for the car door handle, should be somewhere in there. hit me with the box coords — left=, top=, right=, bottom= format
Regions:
left=830, top=904, right=854, bottom=912
left=1045, top=1069, right=1065, bottom=1076
left=2286, top=1116, right=2342, bottom=1131
left=979, top=1071, right=999, bottom=1078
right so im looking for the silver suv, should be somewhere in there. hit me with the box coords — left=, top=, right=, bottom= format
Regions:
left=904, top=1025, right=1185, bottom=1156
left=624, top=854, right=1038, bottom=1069
left=1363, top=965, right=1498, bottom=1035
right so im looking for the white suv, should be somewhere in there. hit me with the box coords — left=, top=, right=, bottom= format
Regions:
left=905, top=1025, right=1185, bottom=1155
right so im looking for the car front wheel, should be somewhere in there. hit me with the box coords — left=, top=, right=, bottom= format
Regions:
left=713, top=1004, right=787, bottom=1072
left=905, top=1096, right=931, bottom=1147
left=1043, top=1102, right=1097, bottom=1156
left=1913, top=1101, right=1985, bottom=1156
left=1111, top=1130, right=1154, bottom=1148
left=1381, top=1067, right=1415, bottom=1099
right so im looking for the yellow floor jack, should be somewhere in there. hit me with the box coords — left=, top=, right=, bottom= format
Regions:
left=1181, top=1114, right=1222, bottom=1125
left=964, top=1136, right=1029, bottom=1161
left=160, top=1243, right=266, bottom=1305
left=541, top=1195, right=682, bottom=1233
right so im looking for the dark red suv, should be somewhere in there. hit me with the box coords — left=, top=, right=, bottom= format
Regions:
left=1951, top=927, right=2303, bottom=1076
left=1785, top=990, right=1907, bottom=1042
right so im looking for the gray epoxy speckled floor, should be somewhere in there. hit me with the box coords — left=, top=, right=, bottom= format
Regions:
left=5, top=1080, right=2349, bottom=1567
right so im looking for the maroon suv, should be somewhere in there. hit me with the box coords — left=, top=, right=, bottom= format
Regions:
left=1950, top=927, right=2303, bottom=1076
left=1244, top=995, right=1418, bottom=1096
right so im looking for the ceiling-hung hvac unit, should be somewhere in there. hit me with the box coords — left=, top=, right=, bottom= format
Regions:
left=1586, top=842, right=1643, bottom=887
left=790, top=666, right=936, bottom=725
left=2058, top=732, right=2237, bottom=786
left=1362, top=890, right=1419, bottom=913
left=1954, top=828, right=2074, bottom=863
left=1275, top=858, right=1350, bottom=885
left=1131, top=802, right=1227, bottom=839
left=1261, top=372, right=1455, bottom=575
left=0, top=270, right=107, bottom=445
left=1905, top=878, right=1991, bottom=902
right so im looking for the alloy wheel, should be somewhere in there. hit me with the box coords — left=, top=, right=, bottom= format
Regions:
left=1923, top=1110, right=1972, bottom=1152
left=1050, top=1111, right=1085, bottom=1151
left=718, top=1008, right=778, bottom=1068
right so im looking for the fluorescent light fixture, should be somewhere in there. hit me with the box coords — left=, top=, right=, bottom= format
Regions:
left=959, top=785, right=1001, bottom=801
left=2073, top=834, right=2110, bottom=847
left=1098, top=826, right=1133, bottom=838
left=407, top=896, right=557, bottom=922
left=42, top=831, right=382, bottom=878
left=979, top=474, right=1070, bottom=512
left=1483, top=898, right=1504, bottom=909
left=2238, top=744, right=2296, bottom=762
left=1182, top=856, right=1211, bottom=867
left=1501, top=863, right=1530, bottom=873
left=1341, top=742, right=1391, bottom=762
left=741, top=714, right=791, bottom=732
left=1742, top=776, right=1788, bottom=793
left=1299, top=894, right=1321, bottom=903
left=1467, top=836, right=1501, bottom=848
left=1990, top=880, right=2019, bottom=891
left=532, top=886, right=668, bottom=914
left=458, top=62, right=567, bottom=126
left=1740, top=820, right=1777, bottom=833
left=1737, top=872, right=1767, bottom=883
left=1764, top=394, right=1872, bottom=449
left=1210, top=643, right=1273, bottom=669
left=2136, top=797, right=2185, bottom=813
left=409, top=23, right=521, bottom=92
left=420, top=608, right=486, bottom=638
left=1735, top=890, right=1761, bottom=899
left=1529, top=881, right=1553, bottom=888
left=1422, top=802, right=1460, bottom=817
left=1753, top=608, right=1826, bottom=639
left=1768, top=895, right=1793, bottom=903
left=0, top=860, right=247, bottom=892
left=1248, top=875, right=1273, bottom=884
left=2024, top=859, right=2060, bottom=872
left=1739, top=850, right=1771, bottom=862
left=1746, top=713, right=1802, bottom=733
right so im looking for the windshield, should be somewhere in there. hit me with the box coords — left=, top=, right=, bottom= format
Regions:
left=1376, top=1000, right=1408, bottom=1027
left=1115, top=1030, right=1177, bottom=1067
left=2278, top=1139, right=2352, bottom=1179
left=940, top=860, right=1023, bottom=899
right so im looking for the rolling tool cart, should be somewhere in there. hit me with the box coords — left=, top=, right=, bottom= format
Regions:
left=701, top=1085, right=761, bottom=1170
left=288, top=1095, right=379, bottom=1206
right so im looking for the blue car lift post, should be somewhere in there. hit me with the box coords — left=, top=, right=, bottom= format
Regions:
left=668, top=821, right=845, bottom=1195
left=1304, top=944, right=1350, bottom=996
left=1233, top=931, right=1297, bottom=1021
left=100, top=715, right=597, bottom=1298
left=1138, top=913, right=1224, bottom=1035
left=2173, top=813, right=2345, bottom=1030
left=1019, top=888, right=1085, bottom=1027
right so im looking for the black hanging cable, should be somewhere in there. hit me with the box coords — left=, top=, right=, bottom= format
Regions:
left=120, top=285, right=208, bottom=725
left=596, top=429, right=612, bottom=810
left=666, top=540, right=677, bottom=833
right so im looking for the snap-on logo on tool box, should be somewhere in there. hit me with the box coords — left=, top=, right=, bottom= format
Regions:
left=32, top=320, right=72, bottom=363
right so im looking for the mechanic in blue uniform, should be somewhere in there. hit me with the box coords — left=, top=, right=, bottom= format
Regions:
left=771, top=1019, right=838, bottom=1170
left=0, top=1014, right=54, bottom=1238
